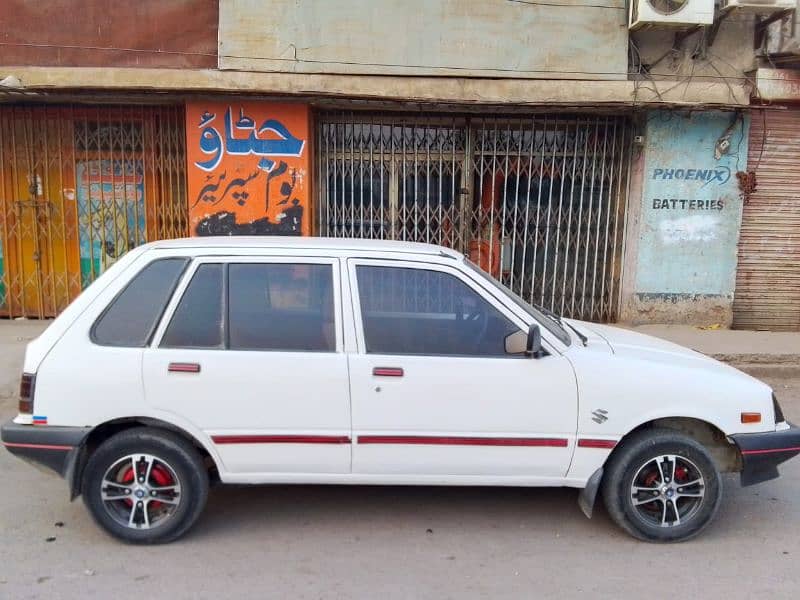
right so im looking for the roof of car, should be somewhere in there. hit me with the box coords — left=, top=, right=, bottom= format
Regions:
left=148, top=236, right=463, bottom=258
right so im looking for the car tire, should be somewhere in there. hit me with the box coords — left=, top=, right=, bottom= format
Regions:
left=601, top=428, right=722, bottom=543
left=82, top=427, right=209, bottom=544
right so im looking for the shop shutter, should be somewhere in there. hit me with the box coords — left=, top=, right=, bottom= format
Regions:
left=316, top=112, right=631, bottom=322
left=733, top=109, right=800, bottom=330
left=0, top=105, right=188, bottom=318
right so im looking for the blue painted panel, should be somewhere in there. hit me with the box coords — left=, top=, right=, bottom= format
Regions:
left=635, top=111, right=749, bottom=296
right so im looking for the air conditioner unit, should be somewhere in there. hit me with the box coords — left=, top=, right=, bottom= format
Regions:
left=720, top=0, right=797, bottom=14
left=629, top=0, right=715, bottom=30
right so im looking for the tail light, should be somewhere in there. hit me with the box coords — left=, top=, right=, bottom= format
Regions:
left=19, top=373, right=35, bottom=414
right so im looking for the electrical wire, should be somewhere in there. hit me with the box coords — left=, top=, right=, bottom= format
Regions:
left=751, top=107, right=768, bottom=174
left=0, top=41, right=792, bottom=84
left=733, top=113, right=745, bottom=172
left=0, top=41, right=217, bottom=58
left=506, top=0, right=624, bottom=8
left=704, top=59, right=738, bottom=104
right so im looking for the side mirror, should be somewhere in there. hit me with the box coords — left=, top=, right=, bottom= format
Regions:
left=525, top=324, right=545, bottom=358
left=504, top=329, right=528, bottom=354
left=504, top=325, right=545, bottom=357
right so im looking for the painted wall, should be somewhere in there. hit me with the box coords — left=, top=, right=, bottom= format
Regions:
left=186, top=101, right=311, bottom=237
left=623, top=111, right=749, bottom=325
left=219, top=0, right=628, bottom=81
left=0, top=1, right=217, bottom=68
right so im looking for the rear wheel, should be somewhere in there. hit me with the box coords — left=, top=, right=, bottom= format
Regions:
left=83, top=428, right=209, bottom=544
left=601, top=428, right=722, bottom=543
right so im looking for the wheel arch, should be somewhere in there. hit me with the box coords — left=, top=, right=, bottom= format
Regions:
left=613, top=416, right=742, bottom=473
left=67, top=416, right=220, bottom=500
left=579, top=415, right=741, bottom=520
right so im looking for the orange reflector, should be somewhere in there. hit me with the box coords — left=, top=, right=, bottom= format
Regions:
left=741, top=412, right=761, bottom=424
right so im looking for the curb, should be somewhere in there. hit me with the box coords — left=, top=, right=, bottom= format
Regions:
left=712, top=354, right=800, bottom=379
left=710, top=353, right=800, bottom=365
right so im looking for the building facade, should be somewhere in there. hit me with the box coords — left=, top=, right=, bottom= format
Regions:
left=1, top=0, right=798, bottom=328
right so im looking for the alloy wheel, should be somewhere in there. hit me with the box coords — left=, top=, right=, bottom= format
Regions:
left=100, top=454, right=182, bottom=530
left=629, top=454, right=705, bottom=528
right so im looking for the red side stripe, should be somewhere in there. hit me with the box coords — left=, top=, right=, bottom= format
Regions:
left=3, top=441, right=73, bottom=451
left=212, top=435, right=351, bottom=445
left=741, top=446, right=800, bottom=456
left=578, top=438, right=617, bottom=449
left=357, top=435, right=568, bottom=447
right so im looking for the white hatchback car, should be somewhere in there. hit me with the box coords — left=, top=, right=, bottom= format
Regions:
left=3, top=237, right=798, bottom=544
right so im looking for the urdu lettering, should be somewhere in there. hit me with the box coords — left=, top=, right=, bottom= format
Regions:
left=194, top=107, right=306, bottom=172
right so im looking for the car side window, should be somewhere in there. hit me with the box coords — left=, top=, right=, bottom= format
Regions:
left=356, top=265, right=519, bottom=357
left=228, top=263, right=335, bottom=352
left=92, top=257, right=188, bottom=347
left=160, top=264, right=224, bottom=348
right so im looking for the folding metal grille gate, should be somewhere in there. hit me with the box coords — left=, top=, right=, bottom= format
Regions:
left=317, top=113, right=630, bottom=322
left=0, top=105, right=187, bottom=318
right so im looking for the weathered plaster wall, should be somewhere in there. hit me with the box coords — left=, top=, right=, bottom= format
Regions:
left=631, top=14, right=756, bottom=83
left=1, top=66, right=752, bottom=107
left=620, top=110, right=749, bottom=325
left=219, top=0, right=628, bottom=80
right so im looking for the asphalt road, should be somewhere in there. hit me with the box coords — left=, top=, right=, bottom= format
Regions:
left=1, top=322, right=799, bottom=599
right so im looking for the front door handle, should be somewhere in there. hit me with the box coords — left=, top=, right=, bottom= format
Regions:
left=168, top=362, right=201, bottom=373
left=373, top=367, right=403, bottom=377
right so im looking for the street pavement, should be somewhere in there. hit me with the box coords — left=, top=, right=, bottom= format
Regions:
left=1, top=321, right=799, bottom=599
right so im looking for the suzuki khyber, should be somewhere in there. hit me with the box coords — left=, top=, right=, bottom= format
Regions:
left=3, top=237, right=799, bottom=544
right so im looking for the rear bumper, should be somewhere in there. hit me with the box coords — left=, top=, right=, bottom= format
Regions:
left=731, top=423, right=800, bottom=486
left=1, top=420, right=90, bottom=479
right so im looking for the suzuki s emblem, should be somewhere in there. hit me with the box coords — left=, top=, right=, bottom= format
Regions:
left=591, top=409, right=609, bottom=424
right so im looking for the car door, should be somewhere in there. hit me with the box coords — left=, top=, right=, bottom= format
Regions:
left=347, top=258, right=578, bottom=480
left=142, top=255, right=351, bottom=476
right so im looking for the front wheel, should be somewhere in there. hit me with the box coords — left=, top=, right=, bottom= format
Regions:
left=82, top=428, right=209, bottom=544
left=601, top=428, right=722, bottom=543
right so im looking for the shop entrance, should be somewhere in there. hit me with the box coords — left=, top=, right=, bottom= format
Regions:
left=317, top=112, right=631, bottom=321
left=0, top=105, right=187, bottom=318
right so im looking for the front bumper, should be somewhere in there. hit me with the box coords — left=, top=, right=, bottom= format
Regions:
left=731, top=422, right=800, bottom=486
left=1, top=420, right=90, bottom=479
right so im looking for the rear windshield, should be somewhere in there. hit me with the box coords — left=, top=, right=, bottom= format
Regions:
left=91, top=258, right=188, bottom=347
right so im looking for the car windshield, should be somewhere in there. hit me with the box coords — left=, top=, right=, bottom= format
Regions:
left=463, top=259, right=572, bottom=347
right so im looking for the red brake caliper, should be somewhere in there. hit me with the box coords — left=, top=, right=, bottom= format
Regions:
left=675, top=466, right=688, bottom=482
left=149, top=464, right=173, bottom=509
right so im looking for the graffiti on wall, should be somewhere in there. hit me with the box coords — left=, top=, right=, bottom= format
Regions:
left=186, top=102, right=310, bottom=237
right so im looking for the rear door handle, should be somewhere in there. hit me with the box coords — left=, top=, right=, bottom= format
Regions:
left=168, top=362, right=201, bottom=373
left=373, top=367, right=403, bottom=377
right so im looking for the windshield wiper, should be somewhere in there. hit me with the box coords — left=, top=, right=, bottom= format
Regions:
left=534, top=303, right=588, bottom=347
left=535, top=304, right=562, bottom=324
left=564, top=321, right=588, bottom=347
